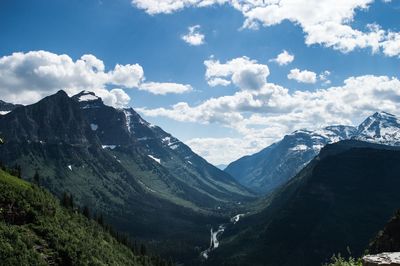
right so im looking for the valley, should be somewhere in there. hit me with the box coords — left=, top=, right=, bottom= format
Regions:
left=1, top=91, right=400, bottom=265
left=2, top=2, right=400, bottom=265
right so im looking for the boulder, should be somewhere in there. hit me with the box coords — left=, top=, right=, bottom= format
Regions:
left=363, top=252, right=400, bottom=266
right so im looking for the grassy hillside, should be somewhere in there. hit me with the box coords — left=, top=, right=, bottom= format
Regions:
left=0, top=169, right=163, bottom=266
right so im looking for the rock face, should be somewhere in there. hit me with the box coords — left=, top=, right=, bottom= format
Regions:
left=363, top=253, right=400, bottom=266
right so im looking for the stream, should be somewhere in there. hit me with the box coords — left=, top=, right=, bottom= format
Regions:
left=200, top=213, right=244, bottom=259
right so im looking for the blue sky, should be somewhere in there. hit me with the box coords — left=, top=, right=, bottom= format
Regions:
left=1, top=0, right=400, bottom=164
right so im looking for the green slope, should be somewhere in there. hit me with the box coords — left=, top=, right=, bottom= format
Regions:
left=0, top=169, right=158, bottom=266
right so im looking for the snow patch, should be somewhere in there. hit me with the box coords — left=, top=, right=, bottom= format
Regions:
left=148, top=155, right=161, bottom=164
left=90, top=123, right=98, bottom=131
left=170, top=144, right=179, bottom=150
left=123, top=110, right=132, bottom=132
left=102, top=145, right=116, bottom=150
left=312, top=144, right=325, bottom=151
left=290, top=144, right=309, bottom=151
left=67, top=165, right=72, bottom=171
left=162, top=137, right=171, bottom=144
left=0, top=111, right=10, bottom=115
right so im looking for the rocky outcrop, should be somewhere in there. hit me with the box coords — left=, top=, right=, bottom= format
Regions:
left=370, top=210, right=400, bottom=254
left=363, top=252, right=400, bottom=266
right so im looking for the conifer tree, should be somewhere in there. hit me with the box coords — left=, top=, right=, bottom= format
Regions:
left=82, top=205, right=90, bottom=219
left=33, top=170, right=40, bottom=185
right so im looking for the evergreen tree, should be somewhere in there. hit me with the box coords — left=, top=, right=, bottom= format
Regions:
left=140, top=244, right=147, bottom=256
left=33, top=170, right=40, bottom=185
left=61, top=192, right=69, bottom=207
left=97, top=214, right=104, bottom=226
left=82, top=206, right=90, bottom=219
left=68, top=194, right=74, bottom=209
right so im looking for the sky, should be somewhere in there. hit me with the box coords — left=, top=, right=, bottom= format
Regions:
left=1, top=0, right=400, bottom=165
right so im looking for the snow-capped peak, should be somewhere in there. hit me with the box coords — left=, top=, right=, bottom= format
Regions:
left=355, top=111, right=400, bottom=145
left=288, top=125, right=357, bottom=153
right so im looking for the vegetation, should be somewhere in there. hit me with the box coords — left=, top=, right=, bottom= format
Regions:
left=323, top=254, right=362, bottom=266
left=0, top=168, right=171, bottom=266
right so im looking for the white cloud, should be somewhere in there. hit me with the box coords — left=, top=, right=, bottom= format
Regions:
left=138, top=56, right=400, bottom=164
left=131, top=0, right=229, bottom=15
left=319, top=70, right=332, bottom=85
left=139, top=82, right=193, bottom=94
left=381, top=32, right=400, bottom=57
left=107, top=88, right=132, bottom=108
left=270, top=50, right=294, bottom=65
left=132, top=0, right=400, bottom=57
left=109, top=64, right=144, bottom=88
left=0, top=51, right=192, bottom=106
left=181, top=25, right=205, bottom=46
left=287, top=68, right=317, bottom=84
left=186, top=137, right=268, bottom=165
left=204, top=56, right=270, bottom=90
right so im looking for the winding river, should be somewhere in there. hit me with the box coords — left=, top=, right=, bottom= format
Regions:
left=200, top=214, right=244, bottom=259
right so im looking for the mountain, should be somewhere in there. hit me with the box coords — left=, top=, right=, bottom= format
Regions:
left=72, top=91, right=251, bottom=209
left=0, top=90, right=253, bottom=263
left=0, top=100, right=22, bottom=115
left=226, top=111, right=400, bottom=194
left=209, top=140, right=400, bottom=266
left=0, top=168, right=157, bottom=266
left=355, top=111, right=400, bottom=146
left=225, top=125, right=357, bottom=194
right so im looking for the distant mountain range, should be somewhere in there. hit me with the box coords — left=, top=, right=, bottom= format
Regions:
left=226, top=111, right=400, bottom=194
left=0, top=90, right=253, bottom=263
left=211, top=140, right=400, bottom=266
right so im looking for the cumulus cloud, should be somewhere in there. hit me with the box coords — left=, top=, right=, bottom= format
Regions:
left=181, top=25, right=205, bottom=46
left=132, top=0, right=400, bottom=57
left=186, top=137, right=268, bottom=165
left=319, top=70, right=332, bottom=85
left=138, top=57, right=400, bottom=164
left=204, top=56, right=270, bottom=90
left=270, top=50, right=294, bottom=65
left=139, top=82, right=193, bottom=94
left=131, top=0, right=229, bottom=15
left=287, top=68, right=317, bottom=84
left=0, top=51, right=191, bottom=107
left=109, top=64, right=144, bottom=88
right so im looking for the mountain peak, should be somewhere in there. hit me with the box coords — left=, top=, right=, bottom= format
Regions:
left=0, top=99, right=22, bottom=115
left=356, top=111, right=400, bottom=145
